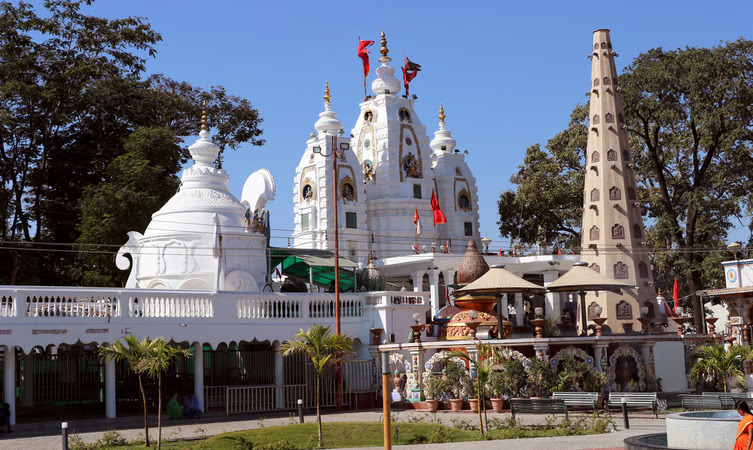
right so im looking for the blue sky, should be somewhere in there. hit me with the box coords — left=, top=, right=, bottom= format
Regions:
left=76, top=0, right=752, bottom=250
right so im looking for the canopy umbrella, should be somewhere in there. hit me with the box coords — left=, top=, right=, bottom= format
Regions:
left=454, top=265, right=546, bottom=337
left=546, top=262, right=634, bottom=335
left=454, top=265, right=546, bottom=295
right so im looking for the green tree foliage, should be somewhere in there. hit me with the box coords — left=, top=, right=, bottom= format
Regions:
left=498, top=40, right=753, bottom=329
left=76, top=128, right=182, bottom=286
left=279, top=325, right=354, bottom=448
left=497, top=105, right=587, bottom=249
left=689, top=344, right=749, bottom=392
left=0, top=1, right=264, bottom=286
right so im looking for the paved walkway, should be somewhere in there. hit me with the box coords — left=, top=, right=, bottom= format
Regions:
left=0, top=409, right=665, bottom=449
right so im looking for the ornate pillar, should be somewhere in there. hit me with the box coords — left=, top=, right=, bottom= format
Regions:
left=3, top=346, right=16, bottom=425
left=534, top=343, right=550, bottom=360
left=408, top=345, right=426, bottom=401
left=193, top=343, right=205, bottom=412
left=593, top=343, right=609, bottom=374
left=639, top=341, right=656, bottom=389
left=105, top=357, right=116, bottom=418
left=514, top=293, right=524, bottom=326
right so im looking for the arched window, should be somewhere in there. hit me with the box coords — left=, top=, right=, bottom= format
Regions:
left=612, top=224, right=624, bottom=239
left=591, top=151, right=600, bottom=163
left=590, top=225, right=600, bottom=241
left=605, top=113, right=615, bottom=123
left=603, top=76, right=611, bottom=85
left=590, top=188, right=600, bottom=202
left=607, top=149, right=617, bottom=161
left=592, top=114, right=600, bottom=125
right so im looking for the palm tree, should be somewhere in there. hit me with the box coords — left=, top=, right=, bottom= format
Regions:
left=138, top=338, right=192, bottom=450
left=445, top=342, right=493, bottom=435
left=99, top=336, right=155, bottom=447
left=690, top=344, right=749, bottom=392
left=280, top=325, right=353, bottom=448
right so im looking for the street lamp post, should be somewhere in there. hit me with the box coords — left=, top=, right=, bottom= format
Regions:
left=313, top=132, right=350, bottom=410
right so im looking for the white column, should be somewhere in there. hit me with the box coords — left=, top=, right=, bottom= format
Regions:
left=443, top=270, right=455, bottom=302
left=514, top=293, right=524, bottom=326
left=639, top=341, right=656, bottom=388
left=543, top=271, right=560, bottom=320
left=500, top=294, right=509, bottom=319
left=3, top=346, right=15, bottom=425
left=428, top=270, right=440, bottom=318
left=274, top=342, right=284, bottom=409
left=593, top=343, right=608, bottom=373
left=193, top=343, right=204, bottom=412
left=411, top=272, right=422, bottom=293
left=105, top=358, right=116, bottom=418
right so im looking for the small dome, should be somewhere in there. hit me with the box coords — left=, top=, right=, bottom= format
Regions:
left=358, top=259, right=385, bottom=292
left=456, top=240, right=489, bottom=284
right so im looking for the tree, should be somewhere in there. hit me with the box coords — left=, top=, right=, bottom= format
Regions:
left=0, top=1, right=265, bottom=286
left=279, top=325, right=353, bottom=448
left=498, top=40, right=753, bottom=329
left=690, top=344, right=749, bottom=392
left=75, top=127, right=182, bottom=286
left=138, top=338, right=192, bottom=450
left=497, top=105, right=588, bottom=250
left=98, top=336, right=156, bottom=447
left=445, top=342, right=494, bottom=435
left=619, top=39, right=753, bottom=331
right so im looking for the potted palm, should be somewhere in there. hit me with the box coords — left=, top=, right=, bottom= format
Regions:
left=690, top=344, right=749, bottom=392
left=443, top=360, right=466, bottom=411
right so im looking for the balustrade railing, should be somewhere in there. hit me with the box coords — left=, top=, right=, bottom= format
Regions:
left=25, top=295, right=117, bottom=319
left=127, top=295, right=213, bottom=318
left=236, top=298, right=302, bottom=319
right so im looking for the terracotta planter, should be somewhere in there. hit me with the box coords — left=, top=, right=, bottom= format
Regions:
left=449, top=398, right=464, bottom=411
left=469, top=398, right=479, bottom=413
left=490, top=397, right=507, bottom=412
left=425, top=399, right=439, bottom=412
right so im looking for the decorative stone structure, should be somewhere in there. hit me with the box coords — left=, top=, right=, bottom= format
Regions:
left=579, top=29, right=658, bottom=332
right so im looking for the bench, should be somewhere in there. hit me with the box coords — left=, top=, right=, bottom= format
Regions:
left=702, top=392, right=753, bottom=409
left=680, top=394, right=722, bottom=411
left=551, top=392, right=599, bottom=410
left=606, top=392, right=665, bottom=419
left=510, top=398, right=568, bottom=419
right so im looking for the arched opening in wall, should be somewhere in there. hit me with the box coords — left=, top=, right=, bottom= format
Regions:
left=438, top=273, right=446, bottom=309
left=422, top=273, right=430, bottom=292
left=615, top=355, right=639, bottom=390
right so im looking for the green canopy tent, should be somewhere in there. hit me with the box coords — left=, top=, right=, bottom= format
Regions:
left=267, top=247, right=359, bottom=292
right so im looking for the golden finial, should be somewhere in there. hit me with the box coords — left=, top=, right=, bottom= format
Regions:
left=324, top=82, right=331, bottom=103
left=379, top=31, right=389, bottom=60
left=439, top=104, right=445, bottom=125
left=200, top=100, right=208, bottom=131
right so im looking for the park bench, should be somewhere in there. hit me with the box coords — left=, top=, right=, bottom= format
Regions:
left=510, top=398, right=568, bottom=419
left=606, top=392, right=665, bottom=419
left=680, top=394, right=722, bottom=411
left=551, top=392, right=599, bottom=410
left=701, top=392, right=753, bottom=409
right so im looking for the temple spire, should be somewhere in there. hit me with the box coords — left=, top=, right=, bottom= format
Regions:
left=439, top=104, right=446, bottom=129
left=324, top=81, right=331, bottom=104
left=379, top=31, right=390, bottom=63
left=200, top=101, right=208, bottom=132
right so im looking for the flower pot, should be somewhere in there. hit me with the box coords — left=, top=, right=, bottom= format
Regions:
left=490, top=397, right=507, bottom=412
left=425, top=399, right=440, bottom=412
left=449, top=398, right=464, bottom=411
left=469, top=398, right=479, bottom=413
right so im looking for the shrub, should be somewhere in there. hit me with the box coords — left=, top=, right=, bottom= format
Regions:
left=443, top=360, right=466, bottom=399
left=555, top=357, right=606, bottom=393
left=526, top=358, right=557, bottom=397
left=425, top=375, right=450, bottom=400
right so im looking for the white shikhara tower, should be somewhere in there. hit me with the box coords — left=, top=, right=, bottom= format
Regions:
left=580, top=29, right=658, bottom=331
left=293, top=33, right=481, bottom=261
left=430, top=105, right=480, bottom=248
left=292, top=84, right=369, bottom=260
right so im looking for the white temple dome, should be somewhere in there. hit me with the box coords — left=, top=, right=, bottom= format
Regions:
left=314, top=82, right=343, bottom=134
left=430, top=104, right=456, bottom=153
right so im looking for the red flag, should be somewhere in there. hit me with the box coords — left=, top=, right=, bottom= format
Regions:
left=402, top=57, right=421, bottom=92
left=357, top=38, right=374, bottom=81
left=498, top=249, right=503, bottom=256
left=430, top=190, right=447, bottom=226
left=413, top=208, right=423, bottom=237
left=672, top=277, right=680, bottom=314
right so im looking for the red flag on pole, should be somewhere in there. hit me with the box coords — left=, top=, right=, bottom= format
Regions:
left=357, top=38, right=374, bottom=81
left=402, top=57, right=421, bottom=94
left=672, top=277, right=680, bottom=314
left=413, top=208, right=423, bottom=237
left=430, top=190, right=447, bottom=226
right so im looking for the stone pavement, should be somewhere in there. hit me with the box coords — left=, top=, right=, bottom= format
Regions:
left=0, top=409, right=665, bottom=449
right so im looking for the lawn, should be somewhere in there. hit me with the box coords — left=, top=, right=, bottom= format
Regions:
left=93, top=417, right=612, bottom=449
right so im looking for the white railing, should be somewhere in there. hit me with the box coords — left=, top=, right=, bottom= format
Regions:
left=236, top=298, right=302, bottom=319
left=364, top=292, right=430, bottom=307
left=25, top=294, right=117, bottom=319
left=224, top=385, right=307, bottom=415
left=127, top=295, right=213, bottom=318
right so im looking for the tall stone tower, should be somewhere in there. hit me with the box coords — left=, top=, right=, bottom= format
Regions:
left=580, top=29, right=658, bottom=332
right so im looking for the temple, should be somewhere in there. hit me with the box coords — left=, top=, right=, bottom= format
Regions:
left=0, top=30, right=721, bottom=427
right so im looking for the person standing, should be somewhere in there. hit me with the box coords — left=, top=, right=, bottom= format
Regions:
left=735, top=400, right=753, bottom=450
